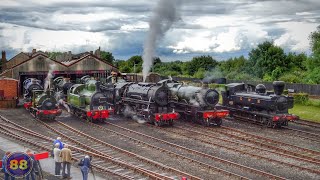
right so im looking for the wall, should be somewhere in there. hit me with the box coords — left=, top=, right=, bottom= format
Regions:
left=0, top=78, right=18, bottom=98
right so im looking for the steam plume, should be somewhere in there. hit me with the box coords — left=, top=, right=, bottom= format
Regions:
left=142, top=0, right=181, bottom=81
left=44, top=64, right=56, bottom=91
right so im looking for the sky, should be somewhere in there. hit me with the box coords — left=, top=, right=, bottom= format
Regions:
left=0, top=0, right=320, bottom=61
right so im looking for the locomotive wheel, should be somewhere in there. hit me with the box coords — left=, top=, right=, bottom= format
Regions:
left=215, top=118, right=222, bottom=126
left=202, top=118, right=210, bottom=127
left=154, top=121, right=162, bottom=126
left=169, top=119, right=174, bottom=126
left=86, top=117, right=92, bottom=123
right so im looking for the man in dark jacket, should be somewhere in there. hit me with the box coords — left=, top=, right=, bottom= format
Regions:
left=78, top=155, right=91, bottom=180
left=2, top=151, right=15, bottom=180
left=25, top=149, right=39, bottom=180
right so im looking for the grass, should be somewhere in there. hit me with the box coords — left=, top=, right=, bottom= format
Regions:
left=289, top=104, right=320, bottom=123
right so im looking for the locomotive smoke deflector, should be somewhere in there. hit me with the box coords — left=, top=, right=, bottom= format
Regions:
left=273, top=81, right=285, bottom=95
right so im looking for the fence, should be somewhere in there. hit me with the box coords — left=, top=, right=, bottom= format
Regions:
left=166, top=76, right=320, bottom=96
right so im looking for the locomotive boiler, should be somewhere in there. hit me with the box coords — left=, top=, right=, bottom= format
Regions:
left=104, top=81, right=179, bottom=126
left=67, top=78, right=111, bottom=122
left=159, top=79, right=229, bottom=126
left=222, top=81, right=298, bottom=127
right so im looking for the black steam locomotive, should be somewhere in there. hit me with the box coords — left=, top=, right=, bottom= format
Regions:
left=23, top=78, right=62, bottom=120
left=221, top=81, right=298, bottom=127
left=53, top=76, right=74, bottom=98
left=23, top=78, right=43, bottom=99
left=103, top=81, right=179, bottom=126
left=159, top=79, right=229, bottom=126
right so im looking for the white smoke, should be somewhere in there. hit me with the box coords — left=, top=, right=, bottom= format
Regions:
left=142, top=0, right=182, bottom=82
left=44, top=64, right=56, bottom=91
left=123, top=105, right=147, bottom=124
left=202, top=67, right=224, bottom=83
left=54, top=87, right=70, bottom=113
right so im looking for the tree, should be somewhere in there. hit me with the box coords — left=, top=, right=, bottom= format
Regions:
left=47, top=52, right=63, bottom=60
left=100, top=51, right=115, bottom=64
left=309, top=25, right=320, bottom=55
left=184, top=55, right=218, bottom=76
left=219, top=56, right=248, bottom=77
left=127, top=55, right=143, bottom=73
left=248, top=41, right=287, bottom=80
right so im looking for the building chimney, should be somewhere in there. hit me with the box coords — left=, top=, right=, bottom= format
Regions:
left=32, top=49, right=36, bottom=54
left=95, top=46, right=101, bottom=58
left=1, top=51, right=6, bottom=72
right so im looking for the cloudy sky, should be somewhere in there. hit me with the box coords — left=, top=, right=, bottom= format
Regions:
left=0, top=0, right=319, bottom=61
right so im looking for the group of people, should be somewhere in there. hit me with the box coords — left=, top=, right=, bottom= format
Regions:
left=53, top=137, right=92, bottom=180
left=1, top=149, right=39, bottom=180
left=1, top=137, right=92, bottom=180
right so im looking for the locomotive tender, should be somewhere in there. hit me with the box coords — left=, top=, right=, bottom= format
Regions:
left=222, top=81, right=298, bottom=127
left=23, top=78, right=62, bottom=120
left=104, top=81, right=179, bottom=126
left=159, top=79, right=229, bottom=126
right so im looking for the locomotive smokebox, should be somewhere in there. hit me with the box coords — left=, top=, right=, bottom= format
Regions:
left=273, top=81, right=285, bottom=95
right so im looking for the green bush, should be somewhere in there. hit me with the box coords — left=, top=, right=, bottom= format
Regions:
left=208, top=83, right=226, bottom=91
left=305, top=99, right=320, bottom=107
left=293, top=93, right=309, bottom=104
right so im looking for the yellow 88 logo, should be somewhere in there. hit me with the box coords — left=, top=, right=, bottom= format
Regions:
left=9, top=160, right=19, bottom=170
left=19, top=160, right=28, bottom=170
left=5, top=152, right=33, bottom=178
left=9, top=160, right=28, bottom=170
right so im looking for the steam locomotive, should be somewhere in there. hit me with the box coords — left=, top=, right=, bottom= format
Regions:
left=103, top=81, right=179, bottom=126
left=159, top=79, right=229, bottom=126
left=221, top=81, right=298, bottom=127
left=66, top=76, right=111, bottom=122
left=23, top=78, right=62, bottom=120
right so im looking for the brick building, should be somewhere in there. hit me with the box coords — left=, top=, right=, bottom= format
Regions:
left=0, top=48, right=118, bottom=95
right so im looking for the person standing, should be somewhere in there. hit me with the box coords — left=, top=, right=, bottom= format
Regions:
left=52, top=137, right=63, bottom=157
left=25, top=149, right=38, bottom=180
left=78, top=155, right=91, bottom=180
left=53, top=137, right=64, bottom=150
left=53, top=143, right=62, bottom=176
left=2, top=151, right=15, bottom=180
left=60, top=145, right=72, bottom=179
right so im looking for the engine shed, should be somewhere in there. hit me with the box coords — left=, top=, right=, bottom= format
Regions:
left=0, top=48, right=118, bottom=96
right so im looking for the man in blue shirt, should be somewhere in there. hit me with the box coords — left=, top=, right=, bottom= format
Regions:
left=53, top=137, right=64, bottom=149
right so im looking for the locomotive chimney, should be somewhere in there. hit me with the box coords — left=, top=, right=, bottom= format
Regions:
left=95, top=81, right=101, bottom=92
left=273, top=81, right=285, bottom=95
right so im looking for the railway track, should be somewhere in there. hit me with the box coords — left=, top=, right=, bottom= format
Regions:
left=282, top=126, right=320, bottom=143
left=230, top=115, right=320, bottom=143
left=292, top=119, right=320, bottom=129
left=169, top=124, right=320, bottom=174
left=76, top=121, right=250, bottom=180
left=37, top=120, right=197, bottom=180
left=88, top=121, right=292, bottom=180
left=214, top=125, right=320, bottom=161
left=0, top=115, right=134, bottom=179
left=0, top=115, right=188, bottom=180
